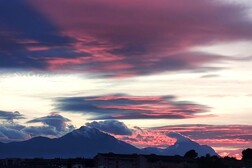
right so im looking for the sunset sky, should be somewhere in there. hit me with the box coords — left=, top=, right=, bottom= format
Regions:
left=1, top=0, right=252, bottom=159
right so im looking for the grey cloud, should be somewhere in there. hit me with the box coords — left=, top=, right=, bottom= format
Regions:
left=86, top=120, right=132, bottom=135
left=200, top=74, right=219, bottom=78
left=0, top=125, right=30, bottom=142
left=23, top=126, right=59, bottom=137
left=0, top=110, right=25, bottom=122
left=27, top=113, right=74, bottom=132
left=56, top=94, right=210, bottom=120
left=0, top=113, right=75, bottom=143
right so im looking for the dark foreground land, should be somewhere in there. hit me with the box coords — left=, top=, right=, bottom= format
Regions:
left=1, top=153, right=252, bottom=168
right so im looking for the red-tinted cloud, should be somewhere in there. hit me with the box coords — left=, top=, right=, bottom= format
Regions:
left=1, top=0, right=252, bottom=77
left=114, top=124, right=252, bottom=159
left=32, top=0, right=252, bottom=77
left=56, top=94, right=211, bottom=119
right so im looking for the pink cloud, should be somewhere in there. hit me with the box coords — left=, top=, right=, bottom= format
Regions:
left=56, top=94, right=211, bottom=119
left=24, top=0, right=252, bottom=77
left=115, top=128, right=175, bottom=148
left=114, top=124, right=252, bottom=159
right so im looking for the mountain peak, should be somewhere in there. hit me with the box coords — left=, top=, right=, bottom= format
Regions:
left=78, top=126, right=96, bottom=132
left=0, top=126, right=140, bottom=158
left=167, top=132, right=191, bottom=142
left=0, top=127, right=218, bottom=158
left=70, top=126, right=102, bottom=138
left=164, top=132, right=218, bottom=156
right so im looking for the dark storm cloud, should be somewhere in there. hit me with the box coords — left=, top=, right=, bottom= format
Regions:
left=1, top=0, right=252, bottom=77
left=86, top=120, right=132, bottom=135
left=56, top=94, right=211, bottom=120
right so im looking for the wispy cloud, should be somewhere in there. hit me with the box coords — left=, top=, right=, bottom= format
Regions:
left=56, top=94, right=211, bottom=120
left=0, top=111, right=25, bottom=123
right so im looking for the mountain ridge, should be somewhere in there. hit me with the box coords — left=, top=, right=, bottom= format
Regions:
left=0, top=126, right=218, bottom=158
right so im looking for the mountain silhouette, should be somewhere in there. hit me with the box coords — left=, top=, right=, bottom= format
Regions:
left=0, top=127, right=218, bottom=158
left=143, top=133, right=218, bottom=156
left=0, top=126, right=140, bottom=158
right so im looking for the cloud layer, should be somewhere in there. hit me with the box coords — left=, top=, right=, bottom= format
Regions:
left=0, top=124, right=29, bottom=142
left=1, top=0, right=252, bottom=77
left=0, top=112, right=74, bottom=142
left=114, top=124, right=252, bottom=158
left=56, top=94, right=210, bottom=120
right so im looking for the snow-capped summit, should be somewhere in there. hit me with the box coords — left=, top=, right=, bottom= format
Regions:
left=0, top=128, right=218, bottom=158
left=167, top=132, right=192, bottom=144
left=0, top=126, right=140, bottom=158
left=164, top=132, right=218, bottom=156
left=70, top=126, right=103, bottom=138
left=142, top=132, right=218, bottom=157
